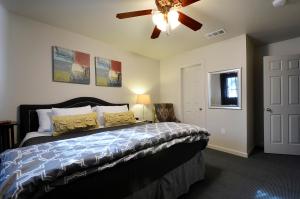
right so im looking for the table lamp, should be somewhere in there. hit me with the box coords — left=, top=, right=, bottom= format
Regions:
left=136, top=94, right=151, bottom=120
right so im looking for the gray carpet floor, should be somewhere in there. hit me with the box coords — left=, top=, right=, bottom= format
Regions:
left=180, top=148, right=300, bottom=199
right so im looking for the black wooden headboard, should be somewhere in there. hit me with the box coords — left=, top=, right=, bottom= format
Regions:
left=18, top=97, right=129, bottom=142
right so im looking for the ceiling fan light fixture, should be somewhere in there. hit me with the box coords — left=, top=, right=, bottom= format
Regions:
left=152, top=11, right=168, bottom=32
left=116, top=0, right=202, bottom=39
left=152, top=9, right=180, bottom=32
left=168, top=9, right=180, bottom=30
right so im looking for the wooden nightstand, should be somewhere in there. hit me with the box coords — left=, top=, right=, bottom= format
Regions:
left=0, top=121, right=17, bottom=152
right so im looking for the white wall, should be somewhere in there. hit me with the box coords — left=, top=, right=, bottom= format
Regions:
left=0, top=1, right=10, bottom=121
left=254, top=36, right=300, bottom=147
left=260, top=37, right=300, bottom=56
left=160, top=35, right=252, bottom=157
left=2, top=13, right=160, bottom=121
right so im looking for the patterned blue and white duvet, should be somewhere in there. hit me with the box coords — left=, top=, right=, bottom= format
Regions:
left=0, top=122, right=209, bottom=199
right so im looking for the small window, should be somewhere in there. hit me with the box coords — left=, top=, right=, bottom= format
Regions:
left=227, top=77, right=238, bottom=98
left=220, top=73, right=238, bottom=105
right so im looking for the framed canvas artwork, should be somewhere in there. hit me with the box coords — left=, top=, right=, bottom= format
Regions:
left=52, top=46, right=90, bottom=84
left=95, top=57, right=122, bottom=87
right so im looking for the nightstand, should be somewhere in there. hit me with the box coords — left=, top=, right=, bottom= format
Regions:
left=0, top=121, right=17, bottom=152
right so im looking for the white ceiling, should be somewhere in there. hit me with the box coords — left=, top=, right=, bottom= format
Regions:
left=3, top=0, right=300, bottom=60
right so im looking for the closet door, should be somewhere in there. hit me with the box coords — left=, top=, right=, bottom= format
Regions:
left=264, top=54, right=300, bottom=155
left=182, top=65, right=206, bottom=127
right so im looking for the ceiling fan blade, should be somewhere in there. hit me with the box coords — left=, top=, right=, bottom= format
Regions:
left=151, top=26, right=161, bottom=39
left=116, top=9, right=152, bottom=19
left=178, top=11, right=202, bottom=31
left=181, top=0, right=200, bottom=7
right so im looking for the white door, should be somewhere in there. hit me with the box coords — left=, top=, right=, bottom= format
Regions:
left=264, top=55, right=300, bottom=155
left=182, top=65, right=205, bottom=127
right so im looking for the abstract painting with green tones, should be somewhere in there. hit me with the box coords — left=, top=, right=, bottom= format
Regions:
left=95, top=57, right=122, bottom=87
left=52, top=46, right=90, bottom=84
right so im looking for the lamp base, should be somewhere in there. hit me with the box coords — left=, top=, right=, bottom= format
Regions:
left=142, top=104, right=145, bottom=120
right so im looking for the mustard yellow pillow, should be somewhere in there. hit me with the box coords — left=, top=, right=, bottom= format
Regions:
left=104, top=111, right=136, bottom=127
left=52, top=112, right=99, bottom=136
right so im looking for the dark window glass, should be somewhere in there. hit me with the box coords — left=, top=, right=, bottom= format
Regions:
left=220, top=73, right=238, bottom=105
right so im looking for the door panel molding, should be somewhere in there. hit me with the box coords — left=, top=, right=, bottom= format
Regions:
left=288, top=75, right=299, bottom=105
left=288, top=60, right=300, bottom=70
left=270, top=60, right=282, bottom=71
left=270, top=114, right=283, bottom=144
left=288, top=114, right=300, bottom=144
left=270, top=76, right=282, bottom=105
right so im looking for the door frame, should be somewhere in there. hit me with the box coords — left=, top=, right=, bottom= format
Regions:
left=180, top=63, right=207, bottom=128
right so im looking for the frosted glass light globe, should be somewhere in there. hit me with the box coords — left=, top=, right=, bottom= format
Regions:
left=152, top=11, right=167, bottom=32
left=168, top=9, right=180, bottom=30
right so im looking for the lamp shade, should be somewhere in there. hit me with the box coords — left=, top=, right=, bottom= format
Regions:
left=137, top=94, right=151, bottom=105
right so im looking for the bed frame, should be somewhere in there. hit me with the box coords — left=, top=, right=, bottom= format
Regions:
left=17, top=97, right=207, bottom=199
left=18, top=97, right=128, bottom=143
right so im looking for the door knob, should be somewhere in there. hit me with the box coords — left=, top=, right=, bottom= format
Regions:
left=266, top=108, right=272, bottom=112
left=199, top=108, right=203, bottom=111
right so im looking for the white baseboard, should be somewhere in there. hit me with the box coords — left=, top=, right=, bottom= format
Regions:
left=207, top=144, right=249, bottom=158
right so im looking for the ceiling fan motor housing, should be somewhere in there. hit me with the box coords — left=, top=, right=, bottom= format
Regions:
left=155, top=0, right=183, bottom=13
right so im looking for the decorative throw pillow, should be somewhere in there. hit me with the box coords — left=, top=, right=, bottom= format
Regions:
left=104, top=111, right=136, bottom=127
left=52, top=112, right=99, bottom=136
left=93, top=105, right=129, bottom=126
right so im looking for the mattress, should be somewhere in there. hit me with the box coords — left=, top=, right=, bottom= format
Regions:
left=1, top=122, right=209, bottom=199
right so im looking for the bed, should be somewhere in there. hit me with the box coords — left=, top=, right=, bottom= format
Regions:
left=0, top=97, right=209, bottom=199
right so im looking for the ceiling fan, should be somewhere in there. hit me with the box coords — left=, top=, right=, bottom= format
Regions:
left=116, top=0, right=202, bottom=39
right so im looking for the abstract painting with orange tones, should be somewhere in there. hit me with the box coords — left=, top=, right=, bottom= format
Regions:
left=52, top=46, right=90, bottom=84
left=95, top=57, right=122, bottom=87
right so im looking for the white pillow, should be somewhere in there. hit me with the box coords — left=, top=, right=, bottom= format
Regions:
left=52, top=105, right=92, bottom=116
left=36, top=109, right=53, bottom=132
left=93, top=105, right=128, bottom=126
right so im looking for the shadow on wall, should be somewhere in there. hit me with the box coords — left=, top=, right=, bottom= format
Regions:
left=253, top=46, right=266, bottom=148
